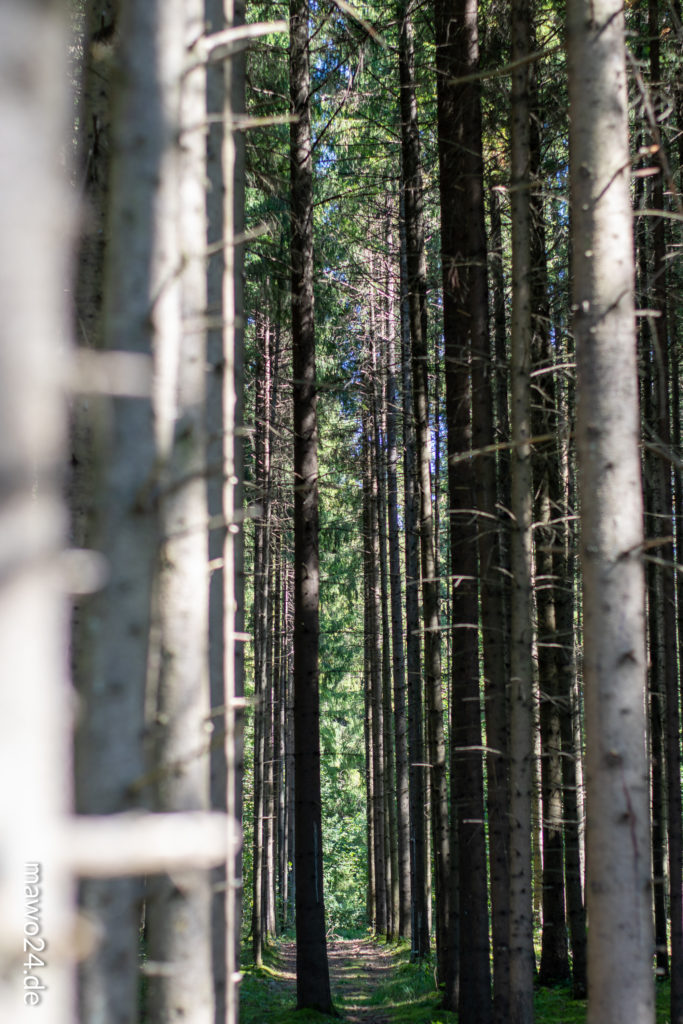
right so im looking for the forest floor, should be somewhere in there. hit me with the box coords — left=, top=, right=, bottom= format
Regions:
left=239, top=936, right=673, bottom=1024
left=240, top=935, right=457, bottom=1024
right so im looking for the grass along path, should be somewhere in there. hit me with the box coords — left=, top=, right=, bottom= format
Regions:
left=239, top=936, right=456, bottom=1024
left=239, top=936, right=673, bottom=1024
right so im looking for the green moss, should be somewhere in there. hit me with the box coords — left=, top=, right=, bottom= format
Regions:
left=240, top=940, right=673, bottom=1024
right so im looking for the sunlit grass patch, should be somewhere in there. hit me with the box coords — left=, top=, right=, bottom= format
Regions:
left=239, top=936, right=673, bottom=1024
left=352, top=942, right=456, bottom=1024
left=534, top=976, right=671, bottom=1024
left=534, top=984, right=586, bottom=1024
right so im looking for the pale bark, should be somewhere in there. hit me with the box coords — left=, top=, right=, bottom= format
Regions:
left=145, top=0, right=213, bottom=1017
left=568, top=0, right=655, bottom=1018
left=75, top=0, right=174, bottom=1018
left=0, top=4, right=75, bottom=1021
left=67, top=813, right=233, bottom=875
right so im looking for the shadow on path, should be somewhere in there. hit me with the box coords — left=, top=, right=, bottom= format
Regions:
left=273, top=937, right=401, bottom=1023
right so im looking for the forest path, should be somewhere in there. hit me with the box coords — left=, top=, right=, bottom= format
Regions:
left=276, top=937, right=400, bottom=1023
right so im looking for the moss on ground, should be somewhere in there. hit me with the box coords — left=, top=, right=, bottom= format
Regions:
left=239, top=938, right=672, bottom=1024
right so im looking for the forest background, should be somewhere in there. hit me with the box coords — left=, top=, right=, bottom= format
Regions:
left=0, top=0, right=681, bottom=1023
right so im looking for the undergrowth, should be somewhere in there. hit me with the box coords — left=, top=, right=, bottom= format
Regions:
left=239, top=938, right=672, bottom=1024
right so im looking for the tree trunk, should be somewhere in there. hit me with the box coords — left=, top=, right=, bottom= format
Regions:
left=146, top=0, right=213, bottom=1016
left=290, top=0, right=332, bottom=1006
left=647, top=2, right=683, bottom=1013
left=363, top=551, right=378, bottom=931
left=363, top=401, right=388, bottom=935
left=251, top=319, right=271, bottom=964
left=399, top=196, right=430, bottom=960
left=486, top=178, right=512, bottom=1024
left=398, top=1, right=451, bottom=992
left=528, top=77, right=570, bottom=984
left=508, top=0, right=536, bottom=1018
left=216, top=0, right=248, bottom=1013
left=75, top=0, right=168, bottom=1018
left=434, top=0, right=493, bottom=1015
left=0, top=3, right=75, bottom=1019
left=568, top=0, right=655, bottom=1017
left=385, top=205, right=411, bottom=939
left=554, top=371, right=587, bottom=998
left=370, top=302, right=398, bottom=939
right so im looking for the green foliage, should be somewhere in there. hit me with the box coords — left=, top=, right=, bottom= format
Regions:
left=241, top=941, right=673, bottom=1024
left=239, top=943, right=337, bottom=1024
left=355, top=945, right=456, bottom=1024
left=533, top=977, right=671, bottom=1024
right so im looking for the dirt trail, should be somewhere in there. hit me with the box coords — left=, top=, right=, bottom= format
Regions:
left=276, top=938, right=396, bottom=1022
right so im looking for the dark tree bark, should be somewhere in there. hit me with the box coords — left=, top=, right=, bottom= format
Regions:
left=434, top=0, right=493, bottom=1017
left=647, top=3, right=683, bottom=1015
left=362, top=394, right=388, bottom=936
left=370, top=297, right=398, bottom=939
left=398, top=0, right=451, bottom=993
left=509, top=0, right=536, bottom=1018
left=385, top=204, right=411, bottom=939
left=217, top=0, right=248, bottom=1014
left=363, top=542, right=378, bottom=931
left=528, top=69, right=570, bottom=985
left=553, top=370, right=587, bottom=998
left=251, top=316, right=271, bottom=965
left=486, top=180, right=512, bottom=1024
left=398, top=195, right=430, bottom=960
left=290, top=0, right=332, bottom=1007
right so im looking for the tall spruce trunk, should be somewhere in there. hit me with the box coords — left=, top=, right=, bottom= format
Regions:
left=363, top=540, right=378, bottom=931
left=398, top=197, right=430, bottom=959
left=486, top=180, right=513, bottom=1024
left=529, top=86, right=570, bottom=985
left=568, top=0, right=655, bottom=1019
left=434, top=0, right=493, bottom=1015
left=75, top=0, right=169, bottom=1018
left=385, top=208, right=412, bottom=938
left=251, top=316, right=274, bottom=962
left=213, top=0, right=247, bottom=1014
left=146, top=0, right=213, bottom=1016
left=206, top=0, right=228, bottom=1013
left=370, top=307, right=399, bottom=938
left=363, top=398, right=388, bottom=935
left=508, top=0, right=536, bottom=1018
left=398, top=0, right=451, bottom=990
left=290, top=0, right=332, bottom=1006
